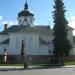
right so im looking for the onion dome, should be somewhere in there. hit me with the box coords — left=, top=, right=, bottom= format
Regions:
left=18, top=0, right=34, bottom=17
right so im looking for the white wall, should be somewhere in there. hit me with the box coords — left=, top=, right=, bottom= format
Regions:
left=8, top=27, right=54, bottom=56
left=39, top=45, right=48, bottom=55
left=39, top=35, right=54, bottom=55
left=67, top=28, right=74, bottom=55
left=8, top=31, right=39, bottom=55
left=6, top=26, right=74, bottom=56
left=0, top=44, right=9, bottom=54
left=67, top=29, right=74, bottom=45
left=18, top=16, right=34, bottom=26
left=0, top=35, right=9, bottom=54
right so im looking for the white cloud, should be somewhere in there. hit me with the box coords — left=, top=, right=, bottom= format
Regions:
left=2, top=21, right=8, bottom=25
left=34, top=22, right=38, bottom=25
left=0, top=20, right=18, bottom=31
left=0, top=15, right=18, bottom=31
left=0, top=16, right=3, bottom=21
left=71, top=16, right=75, bottom=20
left=19, top=8, right=22, bottom=10
left=2, top=20, right=18, bottom=26
left=9, top=21, right=18, bottom=25
left=68, top=16, right=75, bottom=35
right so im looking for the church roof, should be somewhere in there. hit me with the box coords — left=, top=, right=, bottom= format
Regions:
left=34, top=26, right=50, bottom=29
left=0, top=25, right=28, bottom=35
left=0, top=25, right=50, bottom=35
left=0, top=38, right=9, bottom=44
left=0, top=31, right=8, bottom=35
left=7, top=25, right=25, bottom=32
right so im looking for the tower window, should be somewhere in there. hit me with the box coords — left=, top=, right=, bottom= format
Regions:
left=19, top=19, right=21, bottom=22
left=24, top=18, right=27, bottom=21
left=30, top=19, right=32, bottom=23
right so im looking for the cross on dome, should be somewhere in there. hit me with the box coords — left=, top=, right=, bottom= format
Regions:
left=24, top=0, right=28, bottom=10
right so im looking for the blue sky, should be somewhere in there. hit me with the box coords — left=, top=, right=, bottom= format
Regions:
left=0, top=0, right=75, bottom=35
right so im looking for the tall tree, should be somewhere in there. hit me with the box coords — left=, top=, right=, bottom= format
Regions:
left=53, top=0, right=72, bottom=65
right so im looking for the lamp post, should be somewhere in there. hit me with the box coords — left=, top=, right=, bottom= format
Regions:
left=21, top=40, right=28, bottom=68
left=48, top=50, right=51, bottom=63
left=48, top=40, right=54, bottom=64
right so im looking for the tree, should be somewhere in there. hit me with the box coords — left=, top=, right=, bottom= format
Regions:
left=52, top=0, right=72, bottom=65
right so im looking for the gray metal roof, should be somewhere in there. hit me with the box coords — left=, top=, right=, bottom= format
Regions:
left=0, top=31, right=8, bottom=35
left=0, top=38, right=9, bottom=44
left=0, top=25, right=28, bottom=35
left=7, top=25, right=27, bottom=32
left=0, top=25, right=50, bottom=35
left=39, top=37, right=48, bottom=45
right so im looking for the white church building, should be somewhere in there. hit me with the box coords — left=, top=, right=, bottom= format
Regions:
left=0, top=1, right=74, bottom=63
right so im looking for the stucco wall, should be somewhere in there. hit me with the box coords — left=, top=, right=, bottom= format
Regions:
left=0, top=44, right=8, bottom=54
left=8, top=31, right=39, bottom=55
left=18, top=16, right=34, bottom=26
left=8, top=28, right=53, bottom=56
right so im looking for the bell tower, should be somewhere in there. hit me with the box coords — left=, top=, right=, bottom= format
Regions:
left=17, top=0, right=34, bottom=26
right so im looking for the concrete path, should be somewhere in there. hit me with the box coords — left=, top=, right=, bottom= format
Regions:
left=0, top=66, right=75, bottom=75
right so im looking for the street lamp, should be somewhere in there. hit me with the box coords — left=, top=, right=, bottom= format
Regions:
left=21, top=40, right=28, bottom=68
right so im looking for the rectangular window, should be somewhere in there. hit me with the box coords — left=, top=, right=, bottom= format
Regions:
left=39, top=35, right=48, bottom=45
left=16, top=37, right=19, bottom=48
left=28, top=37, right=32, bottom=50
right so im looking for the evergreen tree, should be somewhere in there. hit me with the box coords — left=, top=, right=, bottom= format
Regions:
left=53, top=0, right=72, bottom=65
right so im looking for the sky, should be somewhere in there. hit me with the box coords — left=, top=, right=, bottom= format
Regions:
left=0, top=0, right=75, bottom=35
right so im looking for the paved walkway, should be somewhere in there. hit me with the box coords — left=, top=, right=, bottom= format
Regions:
left=63, top=65, right=75, bottom=68
left=0, top=65, right=75, bottom=75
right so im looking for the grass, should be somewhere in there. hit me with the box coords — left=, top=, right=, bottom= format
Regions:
left=30, top=61, right=75, bottom=66
left=64, top=61, right=75, bottom=65
left=0, top=63, right=50, bottom=66
left=0, top=64, right=23, bottom=66
left=0, top=61, right=75, bottom=66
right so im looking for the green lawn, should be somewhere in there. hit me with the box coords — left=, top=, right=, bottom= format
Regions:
left=0, top=64, right=23, bottom=66
left=0, top=61, right=75, bottom=66
left=64, top=61, right=75, bottom=65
